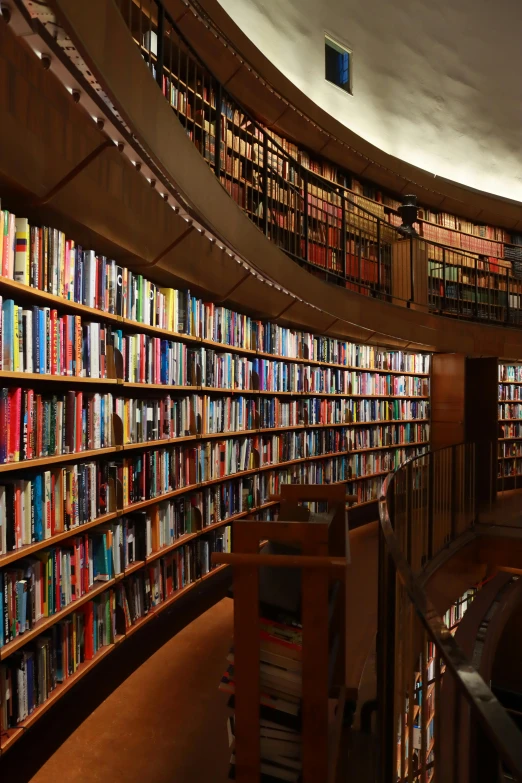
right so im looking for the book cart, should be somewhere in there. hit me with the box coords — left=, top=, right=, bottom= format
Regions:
left=212, top=484, right=356, bottom=783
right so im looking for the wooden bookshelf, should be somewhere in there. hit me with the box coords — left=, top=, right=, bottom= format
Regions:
left=0, top=203, right=430, bottom=752
left=498, top=361, right=522, bottom=484
left=0, top=563, right=231, bottom=754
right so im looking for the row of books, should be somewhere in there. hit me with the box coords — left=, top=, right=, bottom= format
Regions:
left=419, top=222, right=503, bottom=258
left=0, top=387, right=430, bottom=467
left=1, top=531, right=116, bottom=646
left=499, top=386, right=522, bottom=401
left=0, top=299, right=114, bottom=377
left=499, top=365, right=522, bottom=382
left=0, top=201, right=432, bottom=372
left=118, top=394, right=194, bottom=445
left=0, top=591, right=115, bottom=727
left=341, top=372, right=428, bottom=397
left=419, top=207, right=511, bottom=243
left=0, top=437, right=420, bottom=557
left=498, top=460, right=522, bottom=479
left=0, top=389, right=114, bottom=464
left=499, top=423, right=522, bottom=438
left=351, top=422, right=429, bottom=450
left=498, top=403, right=522, bottom=420
left=0, top=462, right=118, bottom=553
left=0, top=522, right=232, bottom=649
left=119, top=438, right=427, bottom=506
left=0, top=296, right=432, bottom=397
left=0, top=526, right=232, bottom=728
left=117, top=333, right=430, bottom=395
left=499, top=443, right=522, bottom=458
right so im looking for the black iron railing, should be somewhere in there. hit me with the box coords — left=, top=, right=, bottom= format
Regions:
left=115, top=0, right=522, bottom=328
left=378, top=443, right=522, bottom=782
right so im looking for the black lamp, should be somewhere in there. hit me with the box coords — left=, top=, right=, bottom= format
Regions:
left=397, top=194, right=419, bottom=236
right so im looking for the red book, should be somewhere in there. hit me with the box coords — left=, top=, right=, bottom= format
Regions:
left=65, top=316, right=73, bottom=376
left=8, top=387, right=21, bottom=462
left=65, top=391, right=75, bottom=454
left=25, top=388, right=34, bottom=461
left=36, top=394, right=43, bottom=457
left=0, top=388, right=7, bottom=463
left=59, top=316, right=65, bottom=375
left=75, top=316, right=82, bottom=377
left=50, top=309, right=58, bottom=375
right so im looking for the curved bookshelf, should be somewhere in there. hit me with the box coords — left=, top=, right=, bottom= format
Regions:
left=0, top=196, right=431, bottom=749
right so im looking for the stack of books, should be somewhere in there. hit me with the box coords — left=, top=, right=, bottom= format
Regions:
left=220, top=616, right=303, bottom=782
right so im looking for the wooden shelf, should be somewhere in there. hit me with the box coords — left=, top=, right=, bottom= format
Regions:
left=0, top=564, right=230, bottom=752
left=0, top=435, right=427, bottom=568
left=123, top=435, right=197, bottom=450
left=123, top=382, right=199, bottom=390
left=0, top=446, right=120, bottom=474
left=0, top=370, right=118, bottom=384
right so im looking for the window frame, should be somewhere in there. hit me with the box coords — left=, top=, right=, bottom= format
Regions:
left=324, top=33, right=353, bottom=96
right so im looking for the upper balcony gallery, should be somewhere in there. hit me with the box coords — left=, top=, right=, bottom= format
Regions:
left=109, top=0, right=522, bottom=328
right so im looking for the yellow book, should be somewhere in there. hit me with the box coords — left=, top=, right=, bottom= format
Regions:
left=14, top=216, right=30, bottom=285
left=161, top=287, right=175, bottom=333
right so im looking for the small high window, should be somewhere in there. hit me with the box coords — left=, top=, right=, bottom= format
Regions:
left=325, top=35, right=352, bottom=94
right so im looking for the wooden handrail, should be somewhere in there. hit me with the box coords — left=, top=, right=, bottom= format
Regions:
left=210, top=552, right=347, bottom=572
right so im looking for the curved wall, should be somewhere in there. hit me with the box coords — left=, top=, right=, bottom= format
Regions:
left=18, top=0, right=522, bottom=360
left=215, top=0, right=522, bottom=202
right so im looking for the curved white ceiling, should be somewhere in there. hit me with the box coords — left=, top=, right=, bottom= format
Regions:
left=217, top=0, right=522, bottom=202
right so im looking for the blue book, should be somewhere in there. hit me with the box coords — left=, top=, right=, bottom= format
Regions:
left=32, top=305, right=39, bottom=374
left=38, top=308, right=45, bottom=374
left=15, top=580, right=27, bottom=633
left=2, top=299, right=14, bottom=371
left=93, top=533, right=110, bottom=581
left=33, top=474, right=43, bottom=542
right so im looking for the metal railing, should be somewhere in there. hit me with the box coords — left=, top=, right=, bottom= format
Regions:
left=115, top=0, right=522, bottom=327
left=378, top=443, right=522, bottom=782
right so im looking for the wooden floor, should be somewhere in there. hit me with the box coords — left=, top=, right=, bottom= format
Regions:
left=0, top=523, right=380, bottom=783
